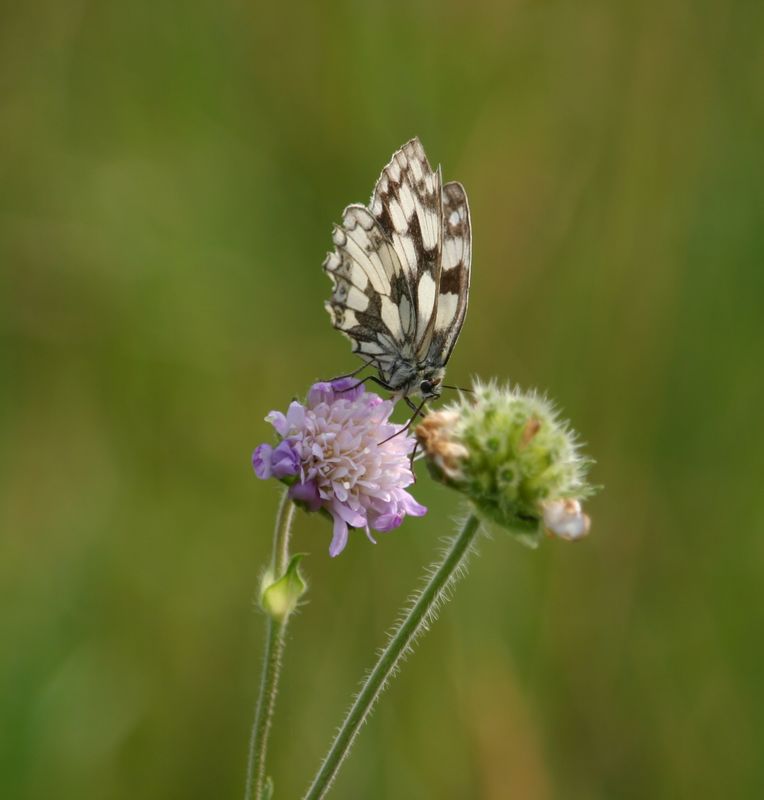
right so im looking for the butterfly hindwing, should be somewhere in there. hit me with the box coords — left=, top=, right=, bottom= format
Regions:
left=426, top=180, right=472, bottom=366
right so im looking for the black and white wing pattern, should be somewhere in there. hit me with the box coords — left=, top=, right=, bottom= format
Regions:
left=426, top=179, right=471, bottom=367
left=324, top=137, right=471, bottom=399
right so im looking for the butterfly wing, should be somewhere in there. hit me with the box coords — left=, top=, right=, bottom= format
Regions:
left=425, top=180, right=472, bottom=367
left=324, top=138, right=470, bottom=391
left=323, top=204, right=413, bottom=383
left=369, top=138, right=443, bottom=359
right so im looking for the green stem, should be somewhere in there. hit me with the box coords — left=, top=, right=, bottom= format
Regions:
left=245, top=490, right=296, bottom=800
left=303, top=513, right=482, bottom=800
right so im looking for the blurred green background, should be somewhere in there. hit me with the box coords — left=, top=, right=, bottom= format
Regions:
left=2, top=1, right=763, bottom=798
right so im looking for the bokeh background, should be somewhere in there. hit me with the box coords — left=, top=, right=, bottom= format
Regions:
left=2, top=1, right=763, bottom=798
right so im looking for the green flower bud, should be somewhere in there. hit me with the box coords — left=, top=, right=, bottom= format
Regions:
left=260, top=554, right=307, bottom=622
left=416, top=381, right=595, bottom=547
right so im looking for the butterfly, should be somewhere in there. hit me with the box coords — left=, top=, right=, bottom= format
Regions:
left=323, top=137, right=471, bottom=415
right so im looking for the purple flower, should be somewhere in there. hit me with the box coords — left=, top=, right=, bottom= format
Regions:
left=252, top=377, right=427, bottom=556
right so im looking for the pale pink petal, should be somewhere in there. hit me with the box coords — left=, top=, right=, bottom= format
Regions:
left=265, top=411, right=288, bottom=437
left=307, top=381, right=335, bottom=408
left=285, top=401, right=305, bottom=430
left=371, top=511, right=404, bottom=532
left=332, top=499, right=367, bottom=528
left=329, top=514, right=349, bottom=557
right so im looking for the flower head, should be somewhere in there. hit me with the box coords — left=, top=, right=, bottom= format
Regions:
left=416, top=380, right=594, bottom=546
left=253, top=377, right=426, bottom=556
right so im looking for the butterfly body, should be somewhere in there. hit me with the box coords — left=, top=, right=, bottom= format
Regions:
left=324, top=138, right=471, bottom=402
left=385, top=360, right=445, bottom=402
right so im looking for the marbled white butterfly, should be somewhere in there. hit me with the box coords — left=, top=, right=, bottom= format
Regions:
left=323, top=138, right=471, bottom=413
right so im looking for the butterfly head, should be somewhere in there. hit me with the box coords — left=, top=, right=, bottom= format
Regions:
left=418, top=370, right=444, bottom=400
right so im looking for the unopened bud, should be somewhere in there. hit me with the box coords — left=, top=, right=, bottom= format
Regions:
left=260, top=554, right=307, bottom=622
left=542, top=498, right=591, bottom=541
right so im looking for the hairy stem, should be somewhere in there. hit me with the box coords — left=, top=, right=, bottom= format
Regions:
left=245, top=490, right=296, bottom=800
left=303, top=513, right=482, bottom=800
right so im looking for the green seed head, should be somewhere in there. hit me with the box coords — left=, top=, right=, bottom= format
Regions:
left=417, top=381, right=595, bottom=546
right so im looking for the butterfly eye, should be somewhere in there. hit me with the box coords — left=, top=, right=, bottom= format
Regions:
left=420, top=380, right=433, bottom=395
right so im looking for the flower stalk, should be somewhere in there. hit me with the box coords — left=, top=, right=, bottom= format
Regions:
left=245, top=490, right=298, bottom=800
left=302, top=513, right=482, bottom=800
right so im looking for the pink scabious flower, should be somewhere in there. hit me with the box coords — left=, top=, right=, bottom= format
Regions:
left=252, top=377, right=427, bottom=557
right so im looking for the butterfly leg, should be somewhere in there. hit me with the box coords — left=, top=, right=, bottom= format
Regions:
left=322, top=358, right=374, bottom=383
left=334, top=373, right=395, bottom=394
left=378, top=396, right=429, bottom=445
left=408, top=439, right=421, bottom=479
left=399, top=397, right=428, bottom=478
left=404, top=396, right=426, bottom=416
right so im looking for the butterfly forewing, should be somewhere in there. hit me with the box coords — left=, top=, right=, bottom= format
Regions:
left=324, top=137, right=471, bottom=398
left=370, top=139, right=443, bottom=356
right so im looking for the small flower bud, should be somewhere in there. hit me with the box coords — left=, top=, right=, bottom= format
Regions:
left=542, top=498, right=591, bottom=541
left=416, top=381, right=595, bottom=546
left=260, top=554, right=307, bottom=622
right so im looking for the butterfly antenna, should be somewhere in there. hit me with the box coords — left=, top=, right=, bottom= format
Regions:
left=441, top=384, right=474, bottom=393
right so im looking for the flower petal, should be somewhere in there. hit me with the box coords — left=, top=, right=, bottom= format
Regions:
left=271, top=440, right=299, bottom=478
left=329, top=376, right=365, bottom=402
left=398, top=491, right=428, bottom=517
left=329, top=514, right=349, bottom=557
left=285, top=401, right=306, bottom=431
left=289, top=479, right=322, bottom=511
left=332, top=499, right=367, bottom=529
left=307, top=381, right=335, bottom=408
left=265, top=411, right=288, bottom=437
left=332, top=481, right=349, bottom=502
left=371, top=511, right=404, bottom=533
left=252, top=444, right=273, bottom=479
